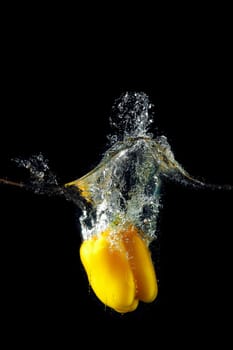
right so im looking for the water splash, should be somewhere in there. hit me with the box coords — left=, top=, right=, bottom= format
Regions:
left=77, top=137, right=162, bottom=242
left=66, top=92, right=193, bottom=243
left=2, top=92, right=232, bottom=245
left=13, top=153, right=59, bottom=194
left=108, top=92, right=154, bottom=143
left=10, top=153, right=92, bottom=210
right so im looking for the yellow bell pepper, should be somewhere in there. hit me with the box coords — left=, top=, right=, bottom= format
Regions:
left=80, top=225, right=158, bottom=313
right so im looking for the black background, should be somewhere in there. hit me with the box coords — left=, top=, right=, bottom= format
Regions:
left=0, top=7, right=233, bottom=345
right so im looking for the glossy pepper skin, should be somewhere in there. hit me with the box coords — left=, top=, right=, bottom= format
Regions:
left=80, top=225, right=158, bottom=313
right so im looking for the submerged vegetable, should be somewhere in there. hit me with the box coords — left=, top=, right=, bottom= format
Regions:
left=80, top=225, right=157, bottom=313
